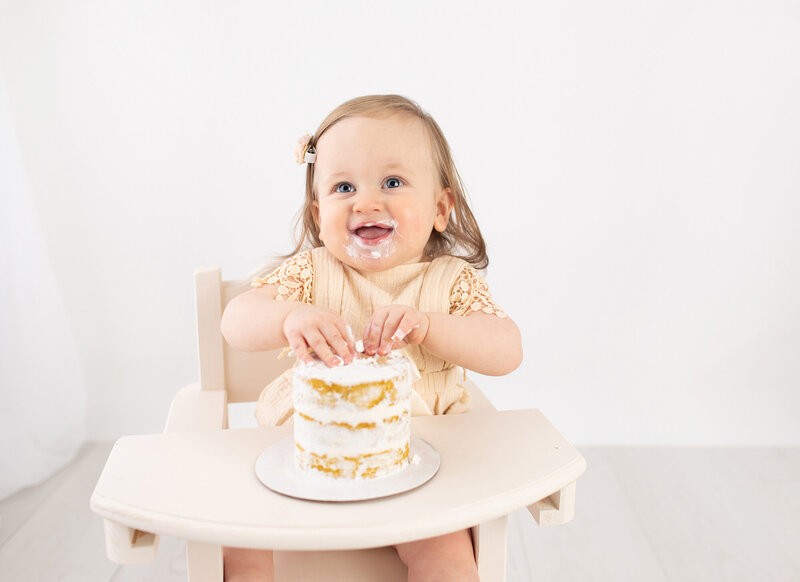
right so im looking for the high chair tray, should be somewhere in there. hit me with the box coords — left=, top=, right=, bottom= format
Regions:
left=90, top=409, right=586, bottom=551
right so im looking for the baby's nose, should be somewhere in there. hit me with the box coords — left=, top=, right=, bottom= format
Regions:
left=352, top=188, right=384, bottom=213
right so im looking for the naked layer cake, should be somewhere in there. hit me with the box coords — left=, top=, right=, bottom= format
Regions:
left=292, top=352, right=413, bottom=480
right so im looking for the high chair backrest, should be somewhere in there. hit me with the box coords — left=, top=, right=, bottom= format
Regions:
left=194, top=267, right=293, bottom=403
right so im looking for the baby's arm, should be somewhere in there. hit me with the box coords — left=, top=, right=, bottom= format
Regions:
left=363, top=306, right=522, bottom=376
left=221, top=285, right=355, bottom=366
left=423, top=311, right=522, bottom=375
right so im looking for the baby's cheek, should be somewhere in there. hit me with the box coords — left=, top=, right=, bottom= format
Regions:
left=317, top=223, right=331, bottom=243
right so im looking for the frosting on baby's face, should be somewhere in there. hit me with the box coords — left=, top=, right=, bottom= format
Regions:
left=343, top=218, right=399, bottom=261
left=312, top=114, right=453, bottom=272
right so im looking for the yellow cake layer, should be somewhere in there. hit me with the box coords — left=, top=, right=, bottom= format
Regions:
left=296, top=411, right=408, bottom=430
left=306, top=378, right=403, bottom=408
left=296, top=442, right=411, bottom=480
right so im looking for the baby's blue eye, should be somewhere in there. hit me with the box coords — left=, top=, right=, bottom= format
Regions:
left=335, top=183, right=355, bottom=193
left=384, top=177, right=403, bottom=189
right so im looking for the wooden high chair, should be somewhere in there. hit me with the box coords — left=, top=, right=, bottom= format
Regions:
left=90, top=267, right=586, bottom=582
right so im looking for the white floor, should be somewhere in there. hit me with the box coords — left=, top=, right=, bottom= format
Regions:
left=1, top=444, right=798, bottom=582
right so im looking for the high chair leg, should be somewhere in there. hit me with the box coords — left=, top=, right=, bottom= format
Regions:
left=186, top=541, right=223, bottom=582
left=471, top=515, right=508, bottom=582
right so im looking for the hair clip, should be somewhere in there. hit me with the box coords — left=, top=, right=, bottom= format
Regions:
left=294, top=133, right=316, bottom=165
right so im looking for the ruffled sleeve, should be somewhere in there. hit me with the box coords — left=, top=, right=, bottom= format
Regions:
left=449, top=265, right=508, bottom=318
left=251, top=250, right=313, bottom=304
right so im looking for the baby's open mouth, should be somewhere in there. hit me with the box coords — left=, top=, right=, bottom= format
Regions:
left=352, top=223, right=394, bottom=244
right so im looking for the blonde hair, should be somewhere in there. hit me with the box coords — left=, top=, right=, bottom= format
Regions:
left=286, top=94, right=488, bottom=270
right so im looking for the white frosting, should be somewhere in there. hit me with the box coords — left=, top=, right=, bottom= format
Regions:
left=293, top=352, right=411, bottom=386
left=343, top=219, right=398, bottom=260
left=294, top=413, right=409, bottom=456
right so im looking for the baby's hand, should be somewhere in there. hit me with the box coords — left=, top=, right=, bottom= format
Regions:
left=282, top=305, right=356, bottom=367
left=363, top=305, right=430, bottom=356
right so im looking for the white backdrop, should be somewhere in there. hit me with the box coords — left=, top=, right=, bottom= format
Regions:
left=1, top=1, right=798, bottom=455
left=0, top=72, right=86, bottom=499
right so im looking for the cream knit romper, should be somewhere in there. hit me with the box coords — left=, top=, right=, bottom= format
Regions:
left=254, top=247, right=506, bottom=426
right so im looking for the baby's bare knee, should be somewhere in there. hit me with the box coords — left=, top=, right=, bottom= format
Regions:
left=395, top=529, right=479, bottom=582
left=223, top=547, right=274, bottom=582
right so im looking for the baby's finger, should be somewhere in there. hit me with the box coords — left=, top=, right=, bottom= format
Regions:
left=340, top=322, right=358, bottom=355
left=392, top=312, right=422, bottom=345
left=345, top=324, right=357, bottom=349
left=363, top=315, right=385, bottom=356
left=285, top=331, right=313, bottom=365
left=378, top=310, right=405, bottom=355
left=322, top=323, right=354, bottom=364
left=305, top=330, right=341, bottom=367
left=338, top=321, right=358, bottom=363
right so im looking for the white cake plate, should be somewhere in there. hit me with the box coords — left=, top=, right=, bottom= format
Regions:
left=255, top=436, right=440, bottom=502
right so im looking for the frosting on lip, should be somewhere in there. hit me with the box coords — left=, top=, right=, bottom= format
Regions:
left=345, top=219, right=398, bottom=259
left=351, top=220, right=395, bottom=229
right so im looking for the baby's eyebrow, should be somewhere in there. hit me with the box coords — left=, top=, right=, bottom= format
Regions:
left=380, top=161, right=411, bottom=173
left=325, top=172, right=352, bottom=182
left=321, top=163, right=415, bottom=185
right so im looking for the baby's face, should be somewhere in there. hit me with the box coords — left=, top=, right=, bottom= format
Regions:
left=312, top=114, right=452, bottom=272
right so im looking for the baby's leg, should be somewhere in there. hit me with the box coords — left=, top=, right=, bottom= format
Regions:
left=223, top=547, right=274, bottom=582
left=394, top=529, right=479, bottom=582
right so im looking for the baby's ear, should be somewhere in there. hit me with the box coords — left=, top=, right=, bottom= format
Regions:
left=311, top=200, right=321, bottom=226
left=434, top=188, right=454, bottom=232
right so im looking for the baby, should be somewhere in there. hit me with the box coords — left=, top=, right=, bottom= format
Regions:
left=221, top=94, right=522, bottom=582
